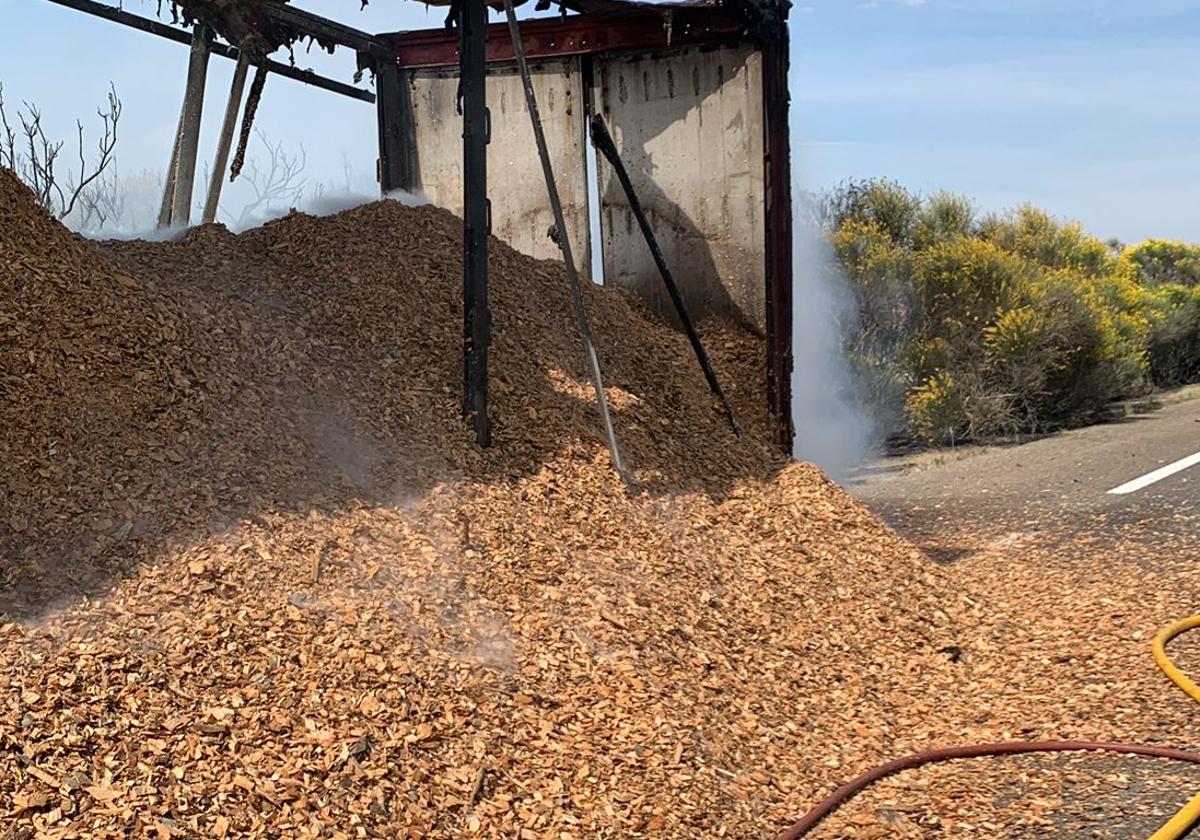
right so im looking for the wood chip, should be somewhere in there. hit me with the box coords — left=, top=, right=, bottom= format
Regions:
left=3, top=170, right=1194, bottom=839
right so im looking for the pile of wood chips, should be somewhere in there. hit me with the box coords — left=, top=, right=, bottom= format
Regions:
left=2, top=167, right=969, bottom=839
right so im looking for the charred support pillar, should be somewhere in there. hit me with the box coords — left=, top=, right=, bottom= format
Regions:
left=172, top=24, right=212, bottom=225
left=460, top=0, right=491, bottom=446
left=157, top=121, right=184, bottom=229
left=375, top=60, right=419, bottom=192
left=203, top=53, right=250, bottom=225
left=158, top=23, right=211, bottom=228
left=761, top=17, right=795, bottom=452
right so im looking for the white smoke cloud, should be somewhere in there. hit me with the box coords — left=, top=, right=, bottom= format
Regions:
left=77, top=187, right=431, bottom=240
left=790, top=216, right=876, bottom=481
left=225, top=188, right=430, bottom=233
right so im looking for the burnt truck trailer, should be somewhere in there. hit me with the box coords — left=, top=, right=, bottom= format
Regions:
left=370, top=0, right=794, bottom=454
left=46, top=0, right=795, bottom=462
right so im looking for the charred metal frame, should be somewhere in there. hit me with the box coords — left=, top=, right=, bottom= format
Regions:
left=460, top=0, right=492, bottom=447
left=383, top=9, right=746, bottom=70
left=760, top=15, right=795, bottom=448
left=374, top=2, right=795, bottom=450
left=375, top=62, right=419, bottom=191
left=589, top=112, right=740, bottom=437
left=41, top=0, right=377, bottom=102
left=41, top=0, right=794, bottom=454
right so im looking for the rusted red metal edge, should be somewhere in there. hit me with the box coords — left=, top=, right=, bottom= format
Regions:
left=381, top=8, right=745, bottom=70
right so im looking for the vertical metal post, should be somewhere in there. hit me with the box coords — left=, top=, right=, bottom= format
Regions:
left=171, top=23, right=212, bottom=227
left=157, top=119, right=183, bottom=229
left=203, top=53, right=250, bottom=225
left=460, top=0, right=491, bottom=446
left=762, top=20, right=795, bottom=452
left=502, top=0, right=626, bottom=479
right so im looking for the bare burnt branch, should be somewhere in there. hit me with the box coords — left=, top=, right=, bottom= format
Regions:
left=0, top=85, right=17, bottom=172
left=235, top=130, right=307, bottom=227
left=0, top=84, right=122, bottom=223
left=60, top=84, right=122, bottom=220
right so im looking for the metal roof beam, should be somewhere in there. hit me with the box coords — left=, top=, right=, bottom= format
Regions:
left=40, top=0, right=375, bottom=103
left=268, top=3, right=383, bottom=56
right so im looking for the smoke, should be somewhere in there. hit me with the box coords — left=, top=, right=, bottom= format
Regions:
left=83, top=224, right=188, bottom=243
left=227, top=188, right=430, bottom=233
left=790, top=215, right=876, bottom=481
left=76, top=187, right=431, bottom=240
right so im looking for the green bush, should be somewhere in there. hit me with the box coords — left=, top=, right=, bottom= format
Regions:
left=903, top=239, right=1036, bottom=440
left=906, top=371, right=966, bottom=443
left=1119, top=240, right=1200, bottom=287
left=831, top=220, right=917, bottom=354
left=913, top=237, right=1025, bottom=345
left=1144, top=284, right=1200, bottom=386
left=830, top=219, right=918, bottom=437
left=914, top=192, right=976, bottom=250
left=820, top=179, right=922, bottom=248
left=825, top=184, right=1197, bottom=445
left=1005, top=271, right=1147, bottom=425
left=979, top=206, right=1114, bottom=277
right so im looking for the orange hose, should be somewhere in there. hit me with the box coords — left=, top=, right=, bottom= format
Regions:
left=773, top=740, right=1200, bottom=840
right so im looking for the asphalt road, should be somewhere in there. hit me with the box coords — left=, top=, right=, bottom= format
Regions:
left=842, top=393, right=1200, bottom=838
left=847, top=391, right=1200, bottom=559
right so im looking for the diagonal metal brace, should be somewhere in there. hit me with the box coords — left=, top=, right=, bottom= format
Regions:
left=502, top=0, right=627, bottom=480
left=589, top=113, right=741, bottom=437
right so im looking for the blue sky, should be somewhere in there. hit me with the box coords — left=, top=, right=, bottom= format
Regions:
left=2, top=0, right=1198, bottom=241
left=794, top=0, right=1200, bottom=242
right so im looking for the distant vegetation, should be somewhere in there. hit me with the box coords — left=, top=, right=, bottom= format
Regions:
left=808, top=179, right=1200, bottom=445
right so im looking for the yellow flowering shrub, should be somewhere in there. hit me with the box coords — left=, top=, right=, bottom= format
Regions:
left=1142, top=283, right=1200, bottom=385
left=1118, top=240, right=1200, bottom=287
left=906, top=372, right=963, bottom=442
left=824, top=179, right=1200, bottom=444
left=979, top=205, right=1115, bottom=277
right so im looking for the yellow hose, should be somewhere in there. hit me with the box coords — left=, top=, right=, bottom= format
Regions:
left=1149, top=796, right=1200, bottom=840
left=1148, top=615, right=1200, bottom=840
left=1154, top=616, right=1200, bottom=704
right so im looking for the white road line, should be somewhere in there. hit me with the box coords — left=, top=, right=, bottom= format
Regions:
left=1108, top=451, right=1200, bottom=495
